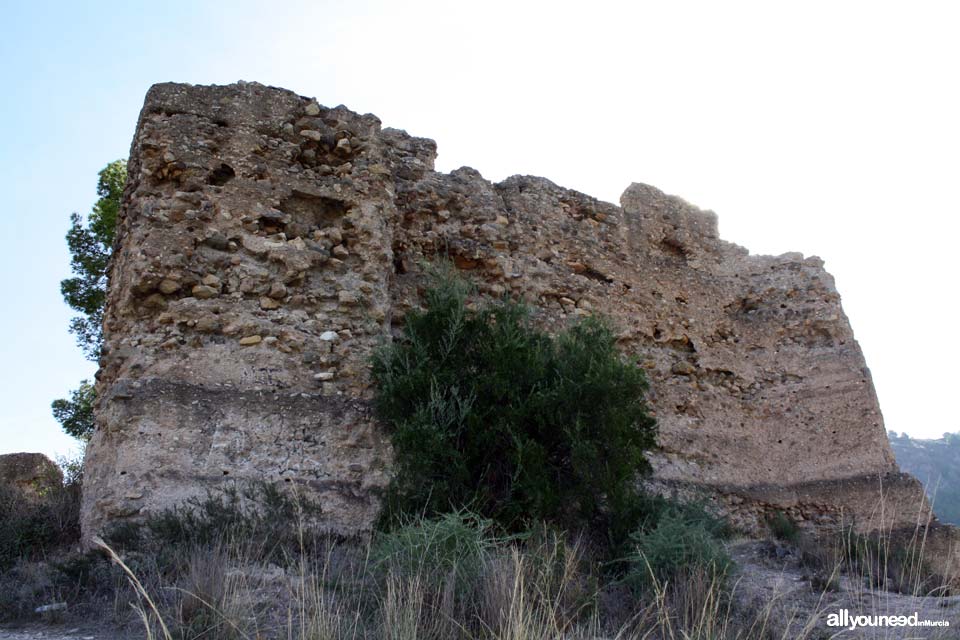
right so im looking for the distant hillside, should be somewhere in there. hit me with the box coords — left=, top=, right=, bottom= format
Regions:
left=889, top=431, right=960, bottom=525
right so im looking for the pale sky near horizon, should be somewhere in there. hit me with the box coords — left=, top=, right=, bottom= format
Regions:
left=1, top=0, right=957, bottom=460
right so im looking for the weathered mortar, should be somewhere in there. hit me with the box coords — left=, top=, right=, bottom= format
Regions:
left=81, top=83, right=956, bottom=577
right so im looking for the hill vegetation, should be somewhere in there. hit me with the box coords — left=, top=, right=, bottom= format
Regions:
left=889, top=431, right=960, bottom=525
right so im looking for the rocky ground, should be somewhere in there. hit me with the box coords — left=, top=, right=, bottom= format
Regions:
left=0, top=624, right=127, bottom=640
left=729, top=540, right=960, bottom=639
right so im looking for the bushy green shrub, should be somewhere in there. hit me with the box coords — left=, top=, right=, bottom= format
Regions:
left=766, top=511, right=800, bottom=543
left=626, top=505, right=732, bottom=590
left=371, top=510, right=501, bottom=581
left=631, top=495, right=733, bottom=541
left=368, top=512, right=599, bottom=636
left=372, top=268, right=657, bottom=549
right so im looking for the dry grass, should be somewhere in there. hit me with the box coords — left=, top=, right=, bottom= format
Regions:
left=90, top=519, right=955, bottom=640
left=6, top=484, right=950, bottom=639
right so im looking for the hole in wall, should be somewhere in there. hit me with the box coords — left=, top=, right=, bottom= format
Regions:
left=660, top=237, right=687, bottom=258
left=258, top=212, right=287, bottom=236
left=578, top=265, right=614, bottom=283
left=393, top=245, right=408, bottom=274
left=280, top=192, right=350, bottom=239
left=207, top=163, right=236, bottom=186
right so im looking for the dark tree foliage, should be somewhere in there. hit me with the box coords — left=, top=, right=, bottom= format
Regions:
left=59, top=159, right=126, bottom=360
left=50, top=380, right=95, bottom=441
left=52, top=160, right=126, bottom=441
left=372, top=270, right=657, bottom=548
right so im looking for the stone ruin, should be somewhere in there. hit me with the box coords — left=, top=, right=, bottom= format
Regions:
left=0, top=453, right=62, bottom=499
left=80, top=82, right=957, bottom=578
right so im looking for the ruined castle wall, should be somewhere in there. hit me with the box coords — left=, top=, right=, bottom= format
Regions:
left=82, top=82, right=935, bottom=544
left=82, top=83, right=399, bottom=536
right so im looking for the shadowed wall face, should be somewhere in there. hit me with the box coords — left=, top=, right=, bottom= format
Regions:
left=82, top=82, right=925, bottom=543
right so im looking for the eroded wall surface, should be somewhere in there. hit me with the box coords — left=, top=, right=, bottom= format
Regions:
left=82, top=82, right=939, bottom=550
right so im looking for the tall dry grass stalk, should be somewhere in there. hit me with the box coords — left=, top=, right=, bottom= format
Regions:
left=477, top=544, right=585, bottom=640
left=620, top=557, right=828, bottom=640
left=93, top=535, right=172, bottom=640
left=289, top=553, right=363, bottom=640
left=97, top=494, right=955, bottom=640
left=103, top=540, right=952, bottom=640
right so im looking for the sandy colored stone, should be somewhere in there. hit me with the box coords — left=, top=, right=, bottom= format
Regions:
left=157, top=278, right=180, bottom=294
left=191, top=284, right=218, bottom=299
left=259, top=297, right=281, bottom=310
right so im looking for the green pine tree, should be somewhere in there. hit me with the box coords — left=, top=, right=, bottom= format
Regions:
left=52, top=160, right=126, bottom=440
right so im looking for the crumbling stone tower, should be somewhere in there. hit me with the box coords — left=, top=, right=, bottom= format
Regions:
left=81, top=83, right=957, bottom=579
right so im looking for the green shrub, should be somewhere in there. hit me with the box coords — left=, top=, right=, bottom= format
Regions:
left=369, top=513, right=599, bottom=636
left=372, top=267, right=657, bottom=550
left=767, top=511, right=800, bottom=543
left=626, top=506, right=732, bottom=590
left=371, top=510, right=503, bottom=590
left=631, top=495, right=732, bottom=541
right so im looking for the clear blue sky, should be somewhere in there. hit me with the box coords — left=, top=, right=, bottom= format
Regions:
left=2, top=0, right=958, bottom=459
left=0, top=0, right=367, bottom=458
